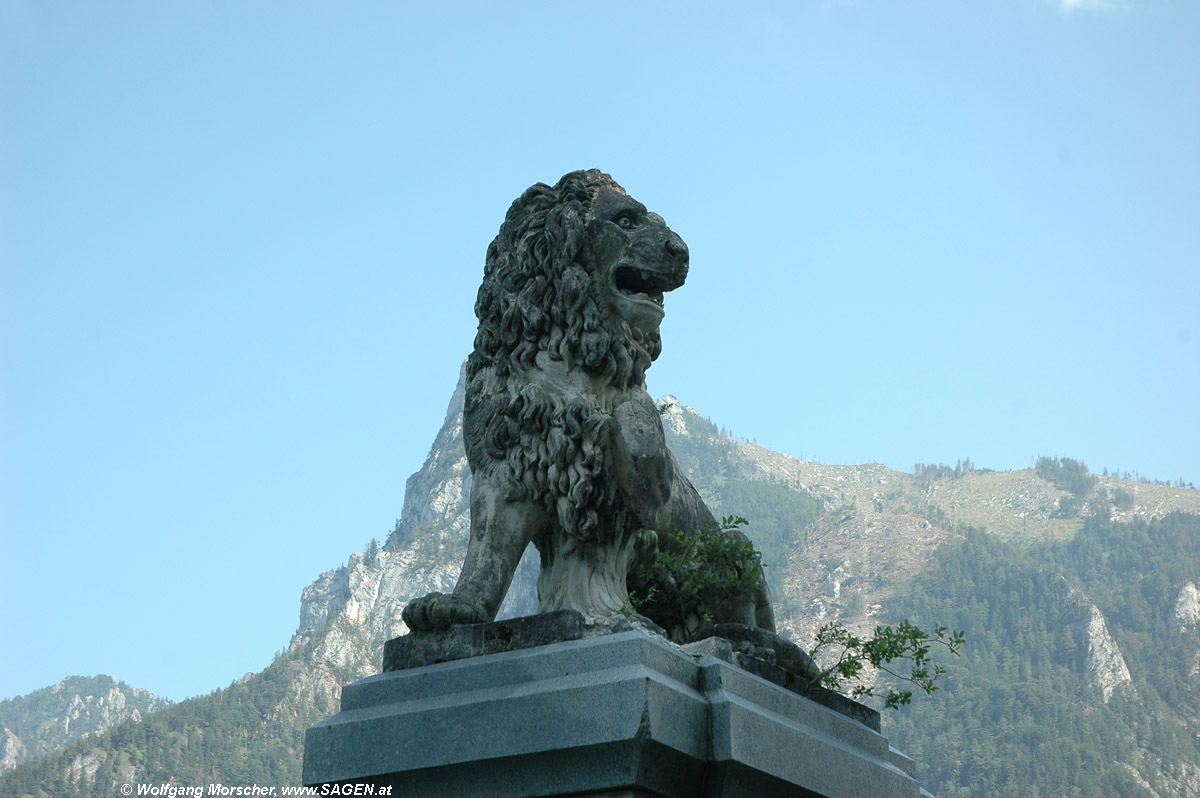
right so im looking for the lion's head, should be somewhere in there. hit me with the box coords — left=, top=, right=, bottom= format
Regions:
left=467, top=170, right=689, bottom=391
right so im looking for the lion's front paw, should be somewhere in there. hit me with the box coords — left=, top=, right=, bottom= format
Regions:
left=401, top=592, right=488, bottom=631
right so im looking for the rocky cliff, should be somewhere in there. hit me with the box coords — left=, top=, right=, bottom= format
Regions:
left=1084, top=603, right=1133, bottom=703
left=291, top=548, right=460, bottom=680
left=0, top=675, right=169, bottom=773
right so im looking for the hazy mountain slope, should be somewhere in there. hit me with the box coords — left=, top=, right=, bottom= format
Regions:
left=0, top=645, right=340, bottom=797
left=0, top=676, right=169, bottom=773
left=0, top=541, right=466, bottom=798
left=885, top=513, right=1200, bottom=797
left=3, top=371, right=1197, bottom=797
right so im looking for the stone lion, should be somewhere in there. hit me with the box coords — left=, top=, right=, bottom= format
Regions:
left=402, top=170, right=774, bottom=641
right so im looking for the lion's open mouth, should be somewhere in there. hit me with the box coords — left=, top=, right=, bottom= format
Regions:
left=614, top=267, right=677, bottom=307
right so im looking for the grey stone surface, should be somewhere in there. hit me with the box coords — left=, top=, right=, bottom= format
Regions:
left=384, top=609, right=586, bottom=670
left=699, top=658, right=914, bottom=796
left=402, top=171, right=773, bottom=642
left=680, top=634, right=881, bottom=734
left=383, top=609, right=667, bottom=671
left=304, top=628, right=930, bottom=797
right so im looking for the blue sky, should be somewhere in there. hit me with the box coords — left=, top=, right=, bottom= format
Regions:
left=2, top=1, right=1197, bottom=703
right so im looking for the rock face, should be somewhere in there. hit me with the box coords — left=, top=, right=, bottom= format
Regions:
left=1174, top=582, right=1200, bottom=631
left=390, top=363, right=473, bottom=550
left=291, top=548, right=460, bottom=681
left=63, top=752, right=103, bottom=786
left=1084, top=604, right=1133, bottom=702
left=1, top=728, right=26, bottom=771
left=0, top=676, right=169, bottom=772
left=782, top=511, right=955, bottom=649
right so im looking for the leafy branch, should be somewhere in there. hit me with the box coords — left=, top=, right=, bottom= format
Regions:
left=809, top=620, right=964, bottom=710
left=630, top=516, right=764, bottom=632
left=629, top=514, right=963, bottom=711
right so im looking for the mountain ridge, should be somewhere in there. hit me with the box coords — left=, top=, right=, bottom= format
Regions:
left=2, top=371, right=1198, bottom=796
left=0, top=676, right=170, bottom=774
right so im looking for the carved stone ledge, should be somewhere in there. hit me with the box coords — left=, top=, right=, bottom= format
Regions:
left=307, top=615, right=929, bottom=796
left=384, top=610, right=667, bottom=672
left=386, top=611, right=880, bottom=733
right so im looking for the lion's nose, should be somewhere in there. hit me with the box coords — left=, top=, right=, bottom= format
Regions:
left=665, top=235, right=688, bottom=261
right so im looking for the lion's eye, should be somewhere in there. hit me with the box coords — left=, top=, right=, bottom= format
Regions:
left=615, top=213, right=636, bottom=230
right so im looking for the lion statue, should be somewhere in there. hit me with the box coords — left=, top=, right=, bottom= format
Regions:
left=402, top=170, right=774, bottom=642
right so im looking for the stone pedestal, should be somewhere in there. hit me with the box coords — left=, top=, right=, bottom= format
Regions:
left=303, top=613, right=932, bottom=797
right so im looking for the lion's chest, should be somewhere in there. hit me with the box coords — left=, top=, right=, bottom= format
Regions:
left=465, top=368, right=670, bottom=517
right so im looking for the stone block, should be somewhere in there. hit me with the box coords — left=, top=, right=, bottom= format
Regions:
left=304, top=618, right=932, bottom=797
left=383, top=609, right=665, bottom=671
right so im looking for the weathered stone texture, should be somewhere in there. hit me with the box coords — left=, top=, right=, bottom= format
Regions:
left=305, top=621, right=927, bottom=797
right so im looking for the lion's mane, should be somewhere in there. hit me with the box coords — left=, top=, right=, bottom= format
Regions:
left=463, top=170, right=661, bottom=546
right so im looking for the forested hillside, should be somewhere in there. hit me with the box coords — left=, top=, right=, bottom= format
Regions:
left=0, top=645, right=340, bottom=798
left=0, top=676, right=169, bottom=773
left=887, top=512, right=1200, bottom=796
left=2, top=384, right=1197, bottom=797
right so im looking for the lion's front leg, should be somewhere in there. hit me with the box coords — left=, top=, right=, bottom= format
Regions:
left=402, top=476, right=547, bottom=632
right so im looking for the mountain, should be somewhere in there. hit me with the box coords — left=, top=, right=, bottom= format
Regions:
left=2, top=370, right=1199, bottom=797
left=0, top=676, right=169, bottom=773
